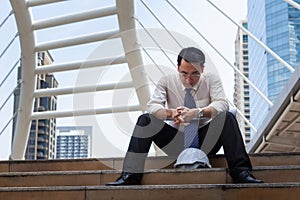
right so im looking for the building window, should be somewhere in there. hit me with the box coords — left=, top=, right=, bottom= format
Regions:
left=243, top=35, right=248, bottom=43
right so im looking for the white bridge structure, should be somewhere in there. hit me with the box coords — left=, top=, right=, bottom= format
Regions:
left=0, top=0, right=299, bottom=160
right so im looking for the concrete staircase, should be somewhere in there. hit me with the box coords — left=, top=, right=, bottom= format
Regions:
left=0, top=153, right=299, bottom=199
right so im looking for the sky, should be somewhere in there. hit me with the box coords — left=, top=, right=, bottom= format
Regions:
left=0, top=0, right=247, bottom=160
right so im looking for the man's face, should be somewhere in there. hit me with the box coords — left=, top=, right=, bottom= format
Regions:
left=178, top=59, right=202, bottom=88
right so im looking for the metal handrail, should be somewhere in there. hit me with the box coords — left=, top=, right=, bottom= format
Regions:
left=0, top=59, right=20, bottom=88
left=0, top=33, right=18, bottom=59
left=0, top=10, right=13, bottom=29
left=134, top=16, right=177, bottom=68
left=284, top=0, right=300, bottom=10
left=0, top=110, right=18, bottom=136
left=206, top=0, right=295, bottom=73
left=165, top=0, right=274, bottom=107
left=139, top=0, right=182, bottom=48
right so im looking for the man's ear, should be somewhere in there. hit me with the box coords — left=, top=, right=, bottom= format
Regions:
left=200, top=66, right=205, bottom=73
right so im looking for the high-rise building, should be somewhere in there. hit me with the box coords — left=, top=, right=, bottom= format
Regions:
left=13, top=51, right=58, bottom=160
left=234, top=20, right=251, bottom=143
left=56, top=126, right=92, bottom=159
left=247, top=0, right=299, bottom=133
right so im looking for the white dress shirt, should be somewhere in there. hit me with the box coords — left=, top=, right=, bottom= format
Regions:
left=147, top=71, right=229, bottom=128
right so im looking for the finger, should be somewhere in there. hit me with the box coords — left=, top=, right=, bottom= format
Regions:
left=176, top=106, right=184, bottom=111
left=177, top=116, right=185, bottom=123
left=174, top=120, right=181, bottom=126
left=181, top=122, right=190, bottom=126
left=173, top=112, right=181, bottom=118
left=173, top=117, right=182, bottom=126
left=173, top=115, right=180, bottom=121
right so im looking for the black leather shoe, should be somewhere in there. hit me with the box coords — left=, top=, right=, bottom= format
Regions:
left=234, top=171, right=264, bottom=183
left=106, top=172, right=142, bottom=186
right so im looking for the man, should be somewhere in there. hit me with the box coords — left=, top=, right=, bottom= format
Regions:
left=106, top=47, right=263, bottom=185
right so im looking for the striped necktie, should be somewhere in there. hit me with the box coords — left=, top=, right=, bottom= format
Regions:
left=184, top=88, right=199, bottom=148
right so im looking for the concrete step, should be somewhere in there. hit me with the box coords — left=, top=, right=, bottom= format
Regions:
left=0, top=166, right=299, bottom=187
left=0, top=153, right=299, bottom=200
left=0, top=183, right=299, bottom=200
left=0, top=152, right=299, bottom=172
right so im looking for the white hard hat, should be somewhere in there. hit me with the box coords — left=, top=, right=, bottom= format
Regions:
left=174, top=148, right=212, bottom=169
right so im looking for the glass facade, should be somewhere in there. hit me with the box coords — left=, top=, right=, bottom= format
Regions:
left=56, top=126, right=92, bottom=159
left=265, top=0, right=299, bottom=102
left=248, top=0, right=269, bottom=136
left=13, top=51, right=58, bottom=160
left=234, top=20, right=251, bottom=143
left=248, top=0, right=299, bottom=135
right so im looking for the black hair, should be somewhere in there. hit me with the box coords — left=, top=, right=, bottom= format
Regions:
left=177, top=47, right=205, bottom=67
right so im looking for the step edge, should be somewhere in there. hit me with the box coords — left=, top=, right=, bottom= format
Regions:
left=0, top=182, right=300, bottom=192
left=1, top=166, right=300, bottom=177
left=1, top=152, right=300, bottom=164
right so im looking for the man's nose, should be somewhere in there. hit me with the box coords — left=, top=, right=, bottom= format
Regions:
left=186, top=76, right=193, bottom=81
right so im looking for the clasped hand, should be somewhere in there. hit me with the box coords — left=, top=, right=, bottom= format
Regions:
left=173, top=106, right=197, bottom=126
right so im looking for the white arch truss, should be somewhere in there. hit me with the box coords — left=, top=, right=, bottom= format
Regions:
left=9, top=0, right=150, bottom=160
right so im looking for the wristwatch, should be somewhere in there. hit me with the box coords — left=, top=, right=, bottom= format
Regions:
left=198, top=108, right=203, bottom=118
